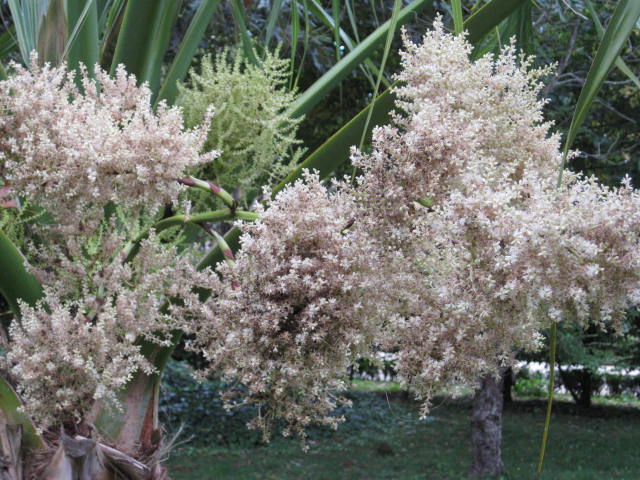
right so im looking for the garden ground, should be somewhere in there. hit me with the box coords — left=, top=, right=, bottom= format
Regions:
left=163, top=375, right=640, bottom=480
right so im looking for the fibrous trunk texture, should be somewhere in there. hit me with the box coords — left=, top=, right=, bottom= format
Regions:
left=470, top=373, right=504, bottom=477
left=0, top=427, right=161, bottom=480
left=40, top=434, right=158, bottom=480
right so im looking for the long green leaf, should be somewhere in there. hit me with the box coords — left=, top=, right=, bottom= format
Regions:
left=452, top=0, right=463, bottom=35
left=289, top=0, right=300, bottom=87
left=264, top=0, right=285, bottom=48
left=7, top=0, right=49, bottom=64
left=463, top=0, right=528, bottom=44
left=230, top=0, right=259, bottom=65
left=109, top=0, right=182, bottom=94
left=0, top=26, right=18, bottom=60
left=307, top=0, right=388, bottom=89
left=37, top=0, right=66, bottom=65
left=64, top=0, right=99, bottom=73
left=358, top=0, right=401, bottom=150
left=287, top=0, right=432, bottom=119
left=561, top=0, right=640, bottom=167
left=0, top=376, right=44, bottom=449
left=585, top=0, right=640, bottom=91
left=280, top=88, right=395, bottom=194
left=502, top=0, right=532, bottom=54
left=98, top=0, right=125, bottom=69
left=155, top=0, right=222, bottom=106
left=0, top=231, right=44, bottom=325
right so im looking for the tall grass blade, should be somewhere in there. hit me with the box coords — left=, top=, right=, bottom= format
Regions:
left=358, top=0, right=401, bottom=150
left=7, top=0, right=49, bottom=64
left=536, top=323, right=557, bottom=478
left=345, top=0, right=361, bottom=43
left=99, top=0, right=125, bottom=67
left=502, top=0, right=532, bottom=53
left=289, top=0, right=300, bottom=88
left=294, top=0, right=311, bottom=88
left=307, top=0, right=388, bottom=89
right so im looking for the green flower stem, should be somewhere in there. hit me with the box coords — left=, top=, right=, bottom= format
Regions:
left=120, top=208, right=258, bottom=262
left=537, top=321, right=557, bottom=478
left=178, top=175, right=236, bottom=209
left=199, top=224, right=236, bottom=268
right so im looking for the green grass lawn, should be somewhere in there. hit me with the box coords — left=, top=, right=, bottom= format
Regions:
left=163, top=379, right=640, bottom=480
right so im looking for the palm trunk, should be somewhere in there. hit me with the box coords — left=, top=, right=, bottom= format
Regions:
left=42, top=434, right=156, bottom=480
left=470, top=372, right=504, bottom=477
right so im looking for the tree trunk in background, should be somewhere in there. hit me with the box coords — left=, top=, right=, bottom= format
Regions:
left=577, top=369, right=593, bottom=408
left=470, top=373, right=504, bottom=477
left=502, top=367, right=514, bottom=404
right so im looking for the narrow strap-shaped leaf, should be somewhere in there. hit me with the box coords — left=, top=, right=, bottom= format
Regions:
left=536, top=322, right=557, bottom=478
left=155, top=0, right=222, bottom=106
left=109, top=0, right=182, bottom=94
left=278, top=88, right=395, bottom=194
left=230, top=0, right=259, bottom=65
left=307, top=0, right=388, bottom=89
left=452, top=0, right=463, bottom=35
left=344, top=0, right=360, bottom=43
left=37, top=0, right=67, bottom=65
left=98, top=0, right=126, bottom=68
left=560, top=0, right=640, bottom=173
left=0, top=26, right=18, bottom=61
left=585, top=0, right=640, bottom=91
left=264, top=0, right=285, bottom=48
left=501, top=0, right=532, bottom=54
left=0, top=231, right=44, bottom=324
left=286, top=0, right=433, bottom=119
left=289, top=0, right=300, bottom=87
left=0, top=375, right=44, bottom=449
left=64, top=0, right=99, bottom=73
left=463, top=0, right=528, bottom=44
left=7, top=0, right=48, bottom=64
left=357, top=0, right=401, bottom=149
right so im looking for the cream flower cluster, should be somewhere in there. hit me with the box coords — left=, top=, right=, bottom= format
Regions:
left=352, top=22, right=640, bottom=407
left=183, top=172, right=383, bottom=440
left=0, top=58, right=215, bottom=234
left=0, top=59, right=222, bottom=428
left=7, top=232, right=216, bottom=428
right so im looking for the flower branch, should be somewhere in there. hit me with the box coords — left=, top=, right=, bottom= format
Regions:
left=120, top=208, right=258, bottom=263
left=178, top=176, right=237, bottom=210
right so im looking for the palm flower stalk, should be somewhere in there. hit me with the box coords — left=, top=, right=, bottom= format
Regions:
left=178, top=175, right=237, bottom=209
